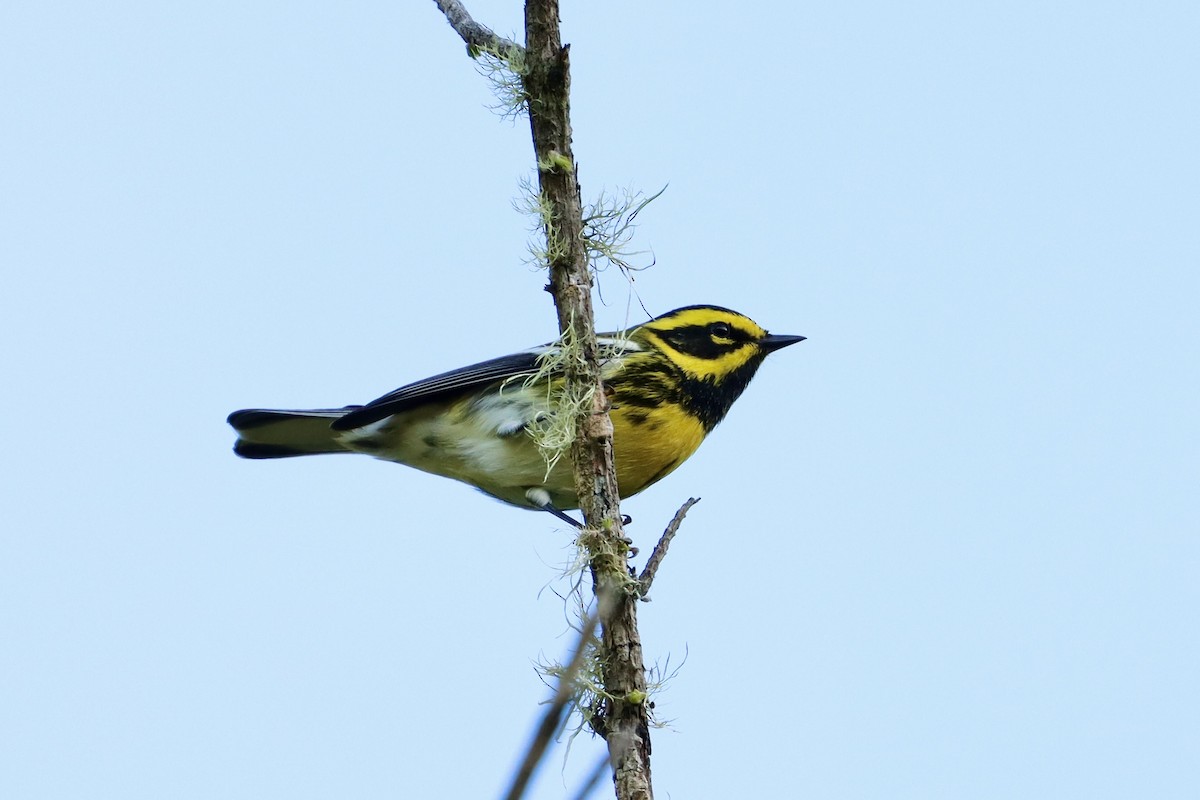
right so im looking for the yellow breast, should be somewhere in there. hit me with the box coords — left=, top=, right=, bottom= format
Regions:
left=611, top=402, right=707, bottom=498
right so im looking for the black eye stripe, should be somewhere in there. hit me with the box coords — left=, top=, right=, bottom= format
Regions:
left=660, top=324, right=753, bottom=359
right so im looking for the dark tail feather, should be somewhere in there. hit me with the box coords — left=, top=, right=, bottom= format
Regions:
left=232, top=440, right=327, bottom=459
left=227, top=408, right=360, bottom=458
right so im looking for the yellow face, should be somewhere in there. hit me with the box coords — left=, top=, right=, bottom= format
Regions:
left=635, top=306, right=770, bottom=382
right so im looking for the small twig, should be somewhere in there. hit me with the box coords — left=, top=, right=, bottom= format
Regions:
left=637, top=497, right=700, bottom=596
left=432, top=0, right=524, bottom=57
left=567, top=753, right=611, bottom=800
left=501, top=607, right=601, bottom=800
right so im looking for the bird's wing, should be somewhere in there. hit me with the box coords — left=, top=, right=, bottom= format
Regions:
left=330, top=336, right=642, bottom=431
left=330, top=348, right=550, bottom=430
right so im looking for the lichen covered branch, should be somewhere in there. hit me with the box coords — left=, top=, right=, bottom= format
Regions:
left=432, top=0, right=523, bottom=58
left=523, top=2, right=653, bottom=797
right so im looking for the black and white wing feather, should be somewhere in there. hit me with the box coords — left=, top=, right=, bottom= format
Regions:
left=330, top=348, right=550, bottom=430
left=331, top=335, right=640, bottom=431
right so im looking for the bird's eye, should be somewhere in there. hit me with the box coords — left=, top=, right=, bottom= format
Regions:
left=709, top=322, right=731, bottom=338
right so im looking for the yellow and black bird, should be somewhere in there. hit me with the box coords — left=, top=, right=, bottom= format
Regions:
left=228, top=305, right=803, bottom=521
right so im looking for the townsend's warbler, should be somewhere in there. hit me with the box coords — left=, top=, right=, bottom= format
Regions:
left=228, top=305, right=803, bottom=520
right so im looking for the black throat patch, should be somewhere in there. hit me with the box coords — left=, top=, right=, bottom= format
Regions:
left=613, top=354, right=765, bottom=433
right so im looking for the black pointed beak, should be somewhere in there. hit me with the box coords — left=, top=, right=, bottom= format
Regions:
left=760, top=333, right=806, bottom=353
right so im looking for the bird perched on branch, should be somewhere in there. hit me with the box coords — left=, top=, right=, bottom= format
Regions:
left=228, top=305, right=803, bottom=523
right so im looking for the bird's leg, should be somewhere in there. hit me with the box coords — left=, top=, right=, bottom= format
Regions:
left=542, top=502, right=584, bottom=529
left=525, top=488, right=633, bottom=534
left=526, top=487, right=583, bottom=528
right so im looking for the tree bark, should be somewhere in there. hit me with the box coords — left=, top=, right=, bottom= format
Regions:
left=523, top=3, right=653, bottom=798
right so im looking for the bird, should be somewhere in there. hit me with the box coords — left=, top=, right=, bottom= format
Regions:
left=228, top=304, right=803, bottom=523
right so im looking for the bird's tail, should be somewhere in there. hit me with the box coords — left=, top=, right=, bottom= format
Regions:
left=227, top=408, right=357, bottom=459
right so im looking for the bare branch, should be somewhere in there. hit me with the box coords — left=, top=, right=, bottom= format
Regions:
left=502, top=608, right=600, bottom=800
left=432, top=0, right=523, bottom=58
left=638, top=497, right=700, bottom=597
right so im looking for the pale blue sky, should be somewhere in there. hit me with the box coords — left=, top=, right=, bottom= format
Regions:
left=3, top=2, right=1197, bottom=798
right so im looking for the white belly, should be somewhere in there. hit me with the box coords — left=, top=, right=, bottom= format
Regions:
left=334, top=390, right=577, bottom=508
